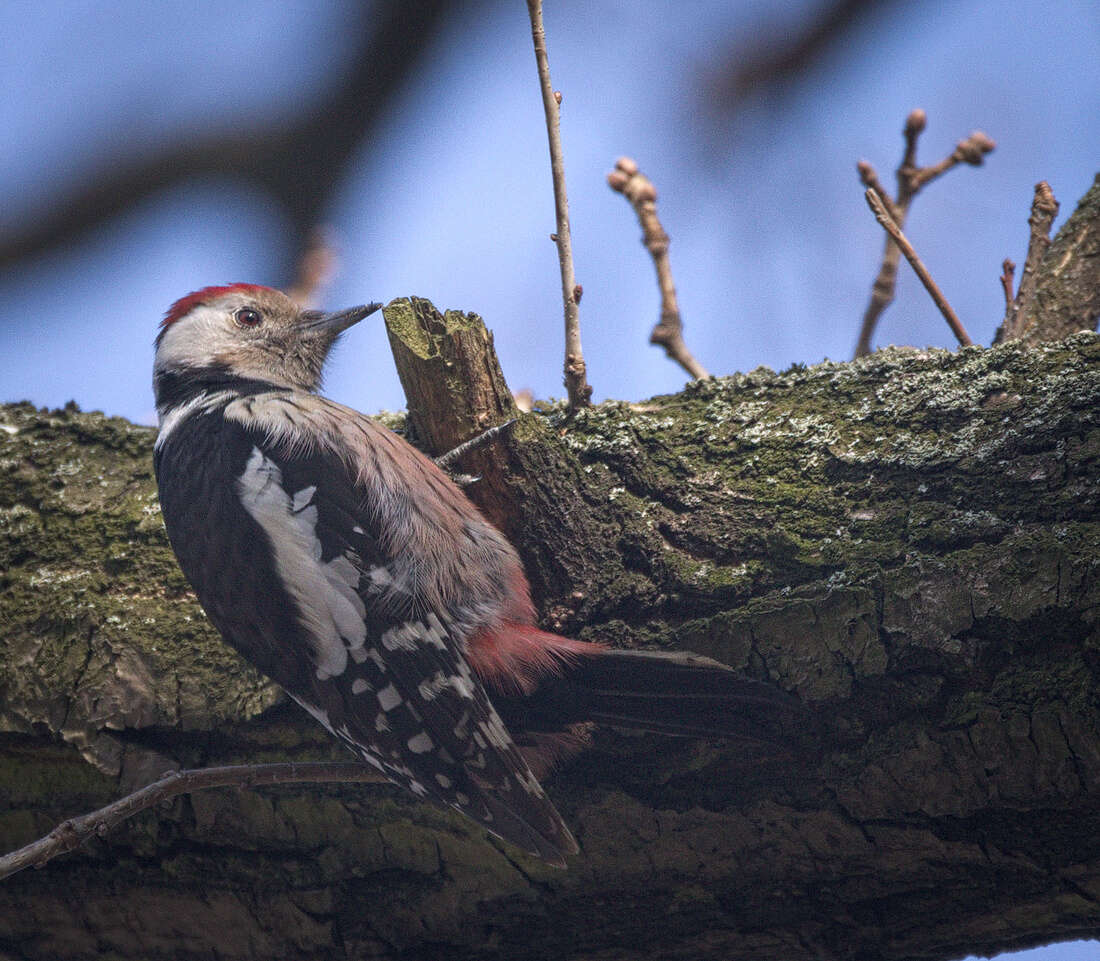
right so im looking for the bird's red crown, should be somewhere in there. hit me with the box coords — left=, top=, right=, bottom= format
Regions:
left=161, top=284, right=276, bottom=329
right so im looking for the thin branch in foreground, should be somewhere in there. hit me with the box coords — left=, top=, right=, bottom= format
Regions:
left=854, top=110, right=994, bottom=357
left=526, top=0, right=591, bottom=410
left=863, top=188, right=973, bottom=349
left=0, top=762, right=384, bottom=882
left=285, top=226, right=339, bottom=307
left=857, top=160, right=895, bottom=218
left=998, top=181, right=1060, bottom=343
left=607, top=157, right=709, bottom=381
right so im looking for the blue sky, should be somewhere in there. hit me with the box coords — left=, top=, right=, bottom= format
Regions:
left=2, top=0, right=1097, bottom=427
left=0, top=3, right=1098, bottom=956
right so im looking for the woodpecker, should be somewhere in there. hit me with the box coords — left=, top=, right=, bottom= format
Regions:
left=152, top=284, right=796, bottom=865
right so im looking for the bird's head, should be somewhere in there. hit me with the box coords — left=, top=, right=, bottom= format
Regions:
left=154, top=284, right=380, bottom=399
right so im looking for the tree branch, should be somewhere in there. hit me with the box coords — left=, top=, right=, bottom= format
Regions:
left=708, top=0, right=909, bottom=104
left=864, top=188, right=973, bottom=348
left=0, top=0, right=456, bottom=271
left=999, top=258, right=1016, bottom=320
left=526, top=0, right=591, bottom=410
left=608, top=157, right=710, bottom=381
left=0, top=762, right=383, bottom=881
left=2, top=176, right=1100, bottom=957
left=854, top=111, right=994, bottom=356
left=1019, top=172, right=1100, bottom=343
left=283, top=227, right=339, bottom=307
left=998, top=181, right=1065, bottom=344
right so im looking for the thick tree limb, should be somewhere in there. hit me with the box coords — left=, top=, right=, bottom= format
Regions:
left=2, top=324, right=1100, bottom=959
left=283, top=227, right=339, bottom=307
left=382, top=297, right=519, bottom=457
left=709, top=0, right=910, bottom=104
left=2, top=178, right=1100, bottom=961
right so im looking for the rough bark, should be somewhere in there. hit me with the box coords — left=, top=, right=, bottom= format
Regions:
left=383, top=297, right=519, bottom=458
left=2, top=327, right=1100, bottom=960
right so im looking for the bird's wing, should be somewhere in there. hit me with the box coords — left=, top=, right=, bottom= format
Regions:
left=235, top=423, right=578, bottom=865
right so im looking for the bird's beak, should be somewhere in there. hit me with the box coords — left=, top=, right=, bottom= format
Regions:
left=301, top=302, right=382, bottom=336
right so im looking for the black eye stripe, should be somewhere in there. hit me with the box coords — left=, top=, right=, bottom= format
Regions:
left=235, top=308, right=263, bottom=328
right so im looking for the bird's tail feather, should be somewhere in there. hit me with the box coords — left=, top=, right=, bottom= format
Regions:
left=561, top=648, right=800, bottom=739
left=492, top=637, right=801, bottom=742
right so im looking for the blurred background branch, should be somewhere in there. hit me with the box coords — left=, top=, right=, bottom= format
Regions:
left=0, top=0, right=454, bottom=270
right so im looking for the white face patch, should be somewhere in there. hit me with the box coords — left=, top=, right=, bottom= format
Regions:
left=236, top=447, right=366, bottom=680
left=155, top=304, right=240, bottom=378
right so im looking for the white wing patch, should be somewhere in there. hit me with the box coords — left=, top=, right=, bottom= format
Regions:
left=237, top=446, right=366, bottom=679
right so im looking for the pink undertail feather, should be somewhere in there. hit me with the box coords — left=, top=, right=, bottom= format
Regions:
left=465, top=623, right=606, bottom=696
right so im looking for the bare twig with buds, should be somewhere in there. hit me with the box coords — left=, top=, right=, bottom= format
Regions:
left=997, top=182, right=1060, bottom=343
left=855, top=110, right=994, bottom=357
left=864, top=189, right=973, bottom=349
left=285, top=227, right=339, bottom=306
left=607, top=157, right=709, bottom=381
left=526, top=0, right=591, bottom=410
left=999, top=259, right=1016, bottom=315
left=0, top=762, right=384, bottom=881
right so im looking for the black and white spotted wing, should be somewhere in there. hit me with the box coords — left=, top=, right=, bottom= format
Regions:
left=155, top=399, right=577, bottom=864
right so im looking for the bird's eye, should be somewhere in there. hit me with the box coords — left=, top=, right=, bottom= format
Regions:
left=235, top=307, right=263, bottom=329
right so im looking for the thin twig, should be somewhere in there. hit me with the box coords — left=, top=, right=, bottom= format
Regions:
left=996, top=258, right=1017, bottom=340
left=526, top=0, right=591, bottom=410
left=607, top=157, right=709, bottom=380
left=999, top=259, right=1016, bottom=312
left=1000, top=181, right=1060, bottom=342
left=285, top=226, right=339, bottom=306
left=857, top=160, right=896, bottom=219
left=434, top=419, right=517, bottom=471
left=0, top=762, right=383, bottom=881
left=864, top=189, right=973, bottom=349
left=854, top=111, right=994, bottom=357
left=908, top=131, right=997, bottom=192
left=993, top=256, right=1017, bottom=345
